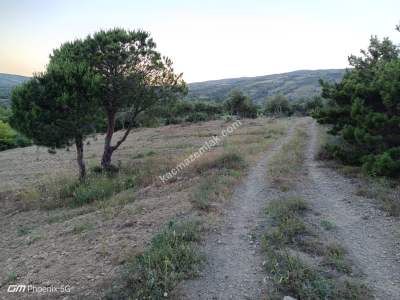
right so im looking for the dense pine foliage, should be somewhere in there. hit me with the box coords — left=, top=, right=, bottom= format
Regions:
left=314, top=34, right=400, bottom=177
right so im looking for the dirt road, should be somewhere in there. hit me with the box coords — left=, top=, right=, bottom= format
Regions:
left=179, top=119, right=400, bottom=300
left=177, top=122, right=297, bottom=300
left=300, top=121, right=400, bottom=299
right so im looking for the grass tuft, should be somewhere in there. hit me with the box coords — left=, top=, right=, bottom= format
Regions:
left=320, top=219, right=336, bottom=231
left=195, top=152, right=246, bottom=174
left=191, top=172, right=240, bottom=211
left=262, top=196, right=369, bottom=299
left=266, top=196, right=308, bottom=223
left=111, top=220, right=203, bottom=299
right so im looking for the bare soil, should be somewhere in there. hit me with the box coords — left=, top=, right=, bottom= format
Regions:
left=1, top=118, right=400, bottom=300
left=176, top=122, right=297, bottom=299
left=0, top=118, right=284, bottom=299
left=178, top=118, right=400, bottom=300
left=299, top=121, right=400, bottom=299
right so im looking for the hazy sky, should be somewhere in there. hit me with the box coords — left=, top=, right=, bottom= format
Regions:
left=0, top=0, right=399, bottom=82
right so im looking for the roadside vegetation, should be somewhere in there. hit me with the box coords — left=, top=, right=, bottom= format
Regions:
left=2, top=21, right=399, bottom=300
left=264, top=123, right=370, bottom=299
left=0, top=105, right=31, bottom=151
left=268, top=120, right=309, bottom=191
left=317, top=119, right=400, bottom=217
left=1, top=117, right=289, bottom=299
left=107, top=220, right=204, bottom=300
left=314, top=28, right=400, bottom=178
left=263, top=197, right=368, bottom=299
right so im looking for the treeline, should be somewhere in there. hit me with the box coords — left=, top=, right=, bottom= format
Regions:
left=314, top=24, right=400, bottom=177
left=162, top=91, right=320, bottom=122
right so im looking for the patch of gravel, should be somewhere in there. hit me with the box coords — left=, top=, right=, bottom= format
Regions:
left=176, top=123, right=297, bottom=300
left=301, top=121, right=400, bottom=299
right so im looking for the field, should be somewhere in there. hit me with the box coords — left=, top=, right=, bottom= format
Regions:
left=1, top=117, right=399, bottom=299
left=0, top=118, right=288, bottom=299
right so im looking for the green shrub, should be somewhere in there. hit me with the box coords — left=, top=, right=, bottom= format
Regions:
left=163, top=100, right=224, bottom=124
left=314, top=36, right=400, bottom=177
left=266, top=196, right=308, bottom=224
left=264, top=94, right=291, bottom=116
left=362, top=148, right=400, bottom=177
left=42, top=173, right=136, bottom=208
left=0, top=120, right=16, bottom=150
left=320, top=220, right=336, bottom=230
left=120, top=220, right=203, bottom=299
left=185, top=111, right=208, bottom=122
left=0, top=105, right=12, bottom=122
left=224, top=90, right=258, bottom=118
left=0, top=119, right=32, bottom=151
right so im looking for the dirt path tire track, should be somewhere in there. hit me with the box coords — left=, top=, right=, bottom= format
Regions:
left=176, top=121, right=297, bottom=300
left=302, top=120, right=400, bottom=299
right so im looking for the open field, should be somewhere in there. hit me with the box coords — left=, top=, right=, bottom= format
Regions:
left=0, top=117, right=289, bottom=299
left=1, top=117, right=399, bottom=299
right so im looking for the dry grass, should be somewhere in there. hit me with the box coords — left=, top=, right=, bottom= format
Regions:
left=263, top=196, right=370, bottom=300
left=268, top=121, right=309, bottom=191
left=263, top=121, right=370, bottom=299
left=0, top=117, right=290, bottom=299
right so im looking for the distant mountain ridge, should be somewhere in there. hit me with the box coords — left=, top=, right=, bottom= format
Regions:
left=0, top=69, right=346, bottom=107
left=0, top=73, right=30, bottom=106
left=187, top=69, right=346, bottom=104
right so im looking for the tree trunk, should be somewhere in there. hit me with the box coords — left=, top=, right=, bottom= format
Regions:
left=75, top=137, right=86, bottom=180
left=101, top=111, right=116, bottom=169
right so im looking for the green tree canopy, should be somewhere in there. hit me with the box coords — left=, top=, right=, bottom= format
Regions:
left=224, top=90, right=258, bottom=118
left=264, top=94, right=291, bottom=116
left=313, top=34, right=400, bottom=176
left=11, top=60, right=101, bottom=179
left=51, top=28, right=186, bottom=169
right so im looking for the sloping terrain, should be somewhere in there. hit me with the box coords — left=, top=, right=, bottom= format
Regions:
left=303, top=122, right=400, bottom=298
left=187, top=69, right=345, bottom=104
left=0, top=73, right=30, bottom=106
left=1, top=117, right=399, bottom=299
left=179, top=118, right=400, bottom=299
left=177, top=122, right=297, bottom=299
left=0, top=70, right=345, bottom=107
left=0, top=118, right=289, bottom=299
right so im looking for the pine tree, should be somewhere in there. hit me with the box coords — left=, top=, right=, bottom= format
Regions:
left=11, top=60, right=101, bottom=179
left=314, top=34, right=400, bottom=176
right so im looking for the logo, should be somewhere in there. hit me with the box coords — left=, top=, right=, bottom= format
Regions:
left=7, top=285, right=26, bottom=293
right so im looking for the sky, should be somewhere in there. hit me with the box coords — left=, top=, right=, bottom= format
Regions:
left=0, top=0, right=399, bottom=83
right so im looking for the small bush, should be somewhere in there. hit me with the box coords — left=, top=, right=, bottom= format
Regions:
left=17, top=225, right=33, bottom=236
left=33, top=171, right=136, bottom=209
left=320, top=220, right=336, bottom=231
left=264, top=197, right=308, bottom=246
left=262, top=246, right=365, bottom=299
left=6, top=271, right=17, bottom=284
left=318, top=243, right=352, bottom=274
left=362, top=148, right=400, bottom=177
left=266, top=197, right=308, bottom=224
left=120, top=220, right=203, bottom=299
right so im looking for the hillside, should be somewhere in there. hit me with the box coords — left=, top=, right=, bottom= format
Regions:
left=1, top=118, right=399, bottom=299
left=187, top=69, right=346, bottom=104
left=0, top=70, right=346, bottom=106
left=0, top=73, right=30, bottom=106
